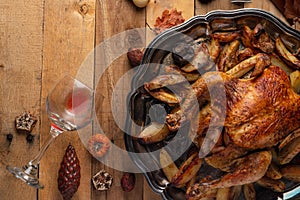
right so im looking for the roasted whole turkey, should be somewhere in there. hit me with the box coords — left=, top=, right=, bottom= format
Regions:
left=138, top=21, right=300, bottom=199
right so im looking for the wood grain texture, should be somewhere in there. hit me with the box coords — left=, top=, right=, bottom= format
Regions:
left=0, top=0, right=43, bottom=199
left=93, top=0, right=146, bottom=199
left=0, top=0, right=298, bottom=200
left=40, top=0, right=96, bottom=199
left=195, top=0, right=243, bottom=15
left=244, top=0, right=289, bottom=24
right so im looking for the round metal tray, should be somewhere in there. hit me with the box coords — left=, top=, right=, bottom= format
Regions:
left=124, top=8, right=300, bottom=200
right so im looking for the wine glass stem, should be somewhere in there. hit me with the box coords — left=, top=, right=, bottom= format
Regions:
left=28, top=125, right=63, bottom=168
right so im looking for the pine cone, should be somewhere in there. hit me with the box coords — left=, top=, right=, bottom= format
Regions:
left=58, top=144, right=81, bottom=200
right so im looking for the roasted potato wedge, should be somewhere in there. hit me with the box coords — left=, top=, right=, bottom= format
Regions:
left=160, top=148, right=179, bottom=182
left=278, top=136, right=300, bottom=165
left=171, top=152, right=202, bottom=188
left=279, top=127, right=300, bottom=150
left=144, top=74, right=187, bottom=91
left=290, top=70, right=300, bottom=93
left=265, top=162, right=282, bottom=180
left=207, top=38, right=221, bottom=61
left=281, top=165, right=300, bottom=182
left=226, top=53, right=270, bottom=78
left=243, top=184, right=256, bottom=200
left=186, top=175, right=197, bottom=190
left=241, top=25, right=253, bottom=48
left=256, top=176, right=285, bottom=192
left=138, top=122, right=170, bottom=144
left=270, top=53, right=293, bottom=75
left=216, top=186, right=242, bottom=200
left=217, top=40, right=240, bottom=72
left=181, top=63, right=198, bottom=73
left=164, top=65, right=201, bottom=82
left=276, top=37, right=300, bottom=69
left=146, top=88, right=180, bottom=104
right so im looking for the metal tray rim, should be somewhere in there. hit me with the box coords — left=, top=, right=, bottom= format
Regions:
left=124, top=8, right=300, bottom=200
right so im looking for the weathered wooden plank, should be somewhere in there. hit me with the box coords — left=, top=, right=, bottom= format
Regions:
left=245, top=0, right=289, bottom=25
left=39, top=0, right=96, bottom=199
left=0, top=0, right=43, bottom=199
left=143, top=180, right=162, bottom=200
left=94, top=0, right=146, bottom=199
left=195, top=0, right=243, bottom=15
left=146, top=0, right=195, bottom=44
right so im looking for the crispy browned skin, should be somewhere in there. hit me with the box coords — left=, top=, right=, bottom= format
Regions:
left=225, top=66, right=300, bottom=149
left=187, top=151, right=272, bottom=195
left=167, top=66, right=300, bottom=149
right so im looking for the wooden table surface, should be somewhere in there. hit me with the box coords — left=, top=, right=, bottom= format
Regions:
left=0, top=0, right=298, bottom=199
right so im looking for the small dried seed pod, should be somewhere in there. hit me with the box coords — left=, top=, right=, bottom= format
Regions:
left=6, top=133, right=13, bottom=143
left=92, top=170, right=113, bottom=191
left=15, top=112, right=37, bottom=134
left=121, top=172, right=136, bottom=192
left=58, top=144, right=81, bottom=200
left=26, top=134, right=35, bottom=143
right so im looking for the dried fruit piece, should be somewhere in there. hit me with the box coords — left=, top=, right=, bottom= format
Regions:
left=58, top=144, right=81, bottom=200
left=15, top=111, right=37, bottom=134
left=121, top=172, right=136, bottom=192
left=92, top=169, right=113, bottom=191
left=127, top=48, right=144, bottom=67
left=154, top=9, right=185, bottom=34
left=88, top=134, right=110, bottom=158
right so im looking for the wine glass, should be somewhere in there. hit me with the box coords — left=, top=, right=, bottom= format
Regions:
left=6, top=75, right=94, bottom=189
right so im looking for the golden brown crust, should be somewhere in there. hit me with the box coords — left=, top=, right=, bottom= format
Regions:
left=225, top=66, right=300, bottom=149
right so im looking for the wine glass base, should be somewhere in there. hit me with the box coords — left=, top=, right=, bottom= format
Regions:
left=6, top=165, right=44, bottom=189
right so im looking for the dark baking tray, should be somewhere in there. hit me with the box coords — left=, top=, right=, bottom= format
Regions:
left=124, top=8, right=300, bottom=200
